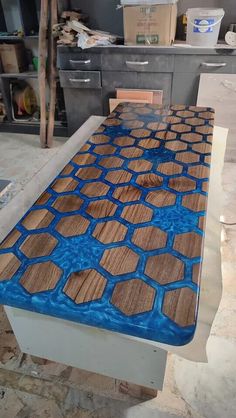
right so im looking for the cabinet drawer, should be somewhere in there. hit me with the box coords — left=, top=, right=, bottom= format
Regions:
left=58, top=50, right=101, bottom=70
left=175, top=55, right=236, bottom=74
left=59, top=71, right=101, bottom=89
left=102, top=53, right=174, bottom=73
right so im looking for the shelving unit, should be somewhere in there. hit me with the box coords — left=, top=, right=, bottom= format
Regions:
left=0, top=0, right=67, bottom=137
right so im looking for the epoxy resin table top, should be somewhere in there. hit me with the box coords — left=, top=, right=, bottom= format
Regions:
left=0, top=104, right=214, bottom=346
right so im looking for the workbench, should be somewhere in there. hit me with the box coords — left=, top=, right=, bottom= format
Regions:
left=0, top=104, right=226, bottom=394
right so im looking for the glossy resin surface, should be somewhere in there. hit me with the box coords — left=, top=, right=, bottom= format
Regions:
left=0, top=104, right=214, bottom=346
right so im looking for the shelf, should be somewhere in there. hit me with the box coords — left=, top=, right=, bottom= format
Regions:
left=0, top=72, right=38, bottom=79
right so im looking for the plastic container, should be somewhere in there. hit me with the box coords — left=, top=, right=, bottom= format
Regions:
left=186, top=8, right=225, bottom=47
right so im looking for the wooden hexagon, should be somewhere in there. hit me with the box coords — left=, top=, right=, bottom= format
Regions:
left=202, top=181, right=209, bottom=192
left=135, top=107, right=153, bottom=115
left=165, top=141, right=187, bottom=152
left=130, top=129, right=151, bottom=138
left=113, top=185, right=142, bottom=203
left=139, top=138, right=160, bottom=149
left=121, top=204, right=153, bottom=224
left=119, top=112, right=136, bottom=121
left=60, top=164, right=74, bottom=176
left=204, top=155, right=211, bottom=164
left=157, top=162, right=183, bottom=175
left=145, top=253, right=184, bottom=284
left=156, top=131, right=177, bottom=140
left=186, top=118, right=205, bottom=126
left=195, top=125, right=212, bottom=135
left=192, top=143, right=212, bottom=154
left=168, top=177, right=196, bottom=192
left=0, top=253, right=21, bottom=282
left=0, top=229, right=21, bottom=249
left=76, top=167, right=102, bottom=180
left=72, top=153, right=96, bottom=166
left=188, top=165, right=210, bottom=179
left=103, top=118, right=121, bottom=127
left=114, top=136, right=135, bottom=147
left=198, top=216, right=205, bottom=230
left=20, top=233, right=58, bottom=258
left=136, top=174, right=163, bottom=188
left=51, top=178, right=78, bottom=193
left=120, top=147, right=143, bottom=158
left=132, top=226, right=167, bottom=251
left=174, top=232, right=202, bottom=258
left=146, top=190, right=176, bottom=207
left=180, top=133, right=203, bottom=143
left=56, top=214, right=90, bottom=237
left=105, top=170, right=132, bottom=184
left=128, top=159, right=153, bottom=173
left=80, top=182, right=110, bottom=198
left=99, top=156, right=124, bottom=168
left=100, top=246, right=139, bottom=276
left=192, top=263, right=201, bottom=285
left=124, top=120, right=144, bottom=129
left=20, top=261, right=62, bottom=294
left=111, top=279, right=155, bottom=316
left=22, top=209, right=54, bottom=230
left=176, top=110, right=195, bottom=118
left=86, top=199, right=118, bottom=218
left=147, top=122, right=167, bottom=131
left=79, top=143, right=91, bottom=152
left=89, top=134, right=110, bottom=144
left=92, top=220, right=128, bottom=244
left=163, top=116, right=182, bottom=124
left=52, top=195, right=84, bottom=213
left=175, top=152, right=200, bottom=163
left=63, top=269, right=107, bottom=304
left=198, top=111, right=214, bottom=120
left=171, top=124, right=191, bottom=133
left=35, top=191, right=51, bottom=206
left=182, top=193, right=207, bottom=212
left=162, top=287, right=197, bottom=327
left=94, top=145, right=116, bottom=155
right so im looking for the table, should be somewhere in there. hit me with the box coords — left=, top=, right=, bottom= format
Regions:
left=0, top=104, right=215, bottom=392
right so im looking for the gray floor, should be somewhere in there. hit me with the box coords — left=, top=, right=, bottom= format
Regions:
left=0, top=133, right=235, bottom=418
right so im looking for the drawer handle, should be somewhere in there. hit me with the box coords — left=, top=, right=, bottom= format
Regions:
left=69, top=78, right=91, bottom=83
left=70, top=59, right=91, bottom=65
left=201, top=62, right=227, bottom=68
left=125, top=60, right=149, bottom=66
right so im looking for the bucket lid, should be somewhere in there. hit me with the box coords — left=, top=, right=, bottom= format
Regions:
left=186, top=8, right=225, bottom=17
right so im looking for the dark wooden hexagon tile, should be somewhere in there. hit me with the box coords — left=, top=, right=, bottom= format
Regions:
left=128, top=159, right=153, bottom=173
left=171, top=124, right=191, bottom=133
left=0, top=253, right=21, bottom=282
left=111, top=279, right=156, bottom=316
left=51, top=177, right=78, bottom=193
left=168, top=177, right=196, bottom=192
left=162, top=287, right=197, bottom=327
left=100, top=246, right=139, bottom=276
left=174, top=232, right=202, bottom=258
left=56, top=215, right=90, bottom=237
left=136, top=174, right=163, bottom=188
left=60, top=164, right=74, bottom=176
left=132, top=226, right=167, bottom=251
left=72, top=153, right=96, bottom=166
left=180, top=133, right=203, bottom=143
left=22, top=209, right=54, bottom=230
left=124, top=120, right=144, bottom=129
left=0, top=229, right=21, bottom=249
left=86, top=200, right=118, bottom=218
left=146, top=190, right=176, bottom=207
left=157, top=162, right=183, bottom=175
left=165, top=141, right=187, bottom=152
left=20, top=233, right=58, bottom=258
left=175, top=152, right=200, bottom=164
left=188, top=165, right=210, bottom=179
left=192, top=143, right=212, bottom=154
left=114, top=136, right=135, bottom=147
left=105, top=169, right=132, bottom=185
left=20, top=261, right=62, bottom=293
left=92, top=220, right=127, bottom=244
left=89, top=134, right=110, bottom=144
left=130, top=129, right=151, bottom=138
left=35, top=191, right=51, bottom=206
left=145, top=253, right=184, bottom=284
left=80, top=182, right=110, bottom=198
left=99, top=156, right=124, bottom=168
left=156, top=131, right=177, bottom=140
left=94, top=145, right=116, bottom=155
left=120, top=147, right=144, bottom=158
left=182, top=193, right=207, bottom=212
left=198, top=216, right=205, bottom=230
left=121, top=204, right=153, bottom=224
left=139, top=138, right=160, bottom=149
left=52, top=195, right=84, bottom=213
left=64, top=269, right=107, bottom=304
left=113, top=185, right=142, bottom=203
left=192, top=263, right=201, bottom=285
left=76, top=167, right=102, bottom=180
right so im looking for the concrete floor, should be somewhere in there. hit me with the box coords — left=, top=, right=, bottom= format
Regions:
left=0, top=133, right=235, bottom=418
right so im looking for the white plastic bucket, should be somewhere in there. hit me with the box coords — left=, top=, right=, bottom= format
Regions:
left=186, top=8, right=225, bottom=47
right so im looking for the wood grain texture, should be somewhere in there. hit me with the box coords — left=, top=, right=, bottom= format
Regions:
left=168, top=177, right=196, bottom=192
left=92, top=220, right=127, bottom=244
left=136, top=174, right=163, bottom=188
left=105, top=170, right=132, bottom=184
left=111, top=279, right=155, bottom=316
left=99, top=156, right=124, bottom=168
left=51, top=178, right=78, bottom=193
left=0, top=230, right=21, bottom=249
left=20, top=233, right=58, bottom=258
left=182, top=193, right=206, bottom=212
left=81, top=182, right=110, bottom=198
left=128, top=159, right=153, bottom=172
left=0, top=253, right=20, bottom=281
left=146, top=190, right=176, bottom=207
left=22, top=209, right=54, bottom=230
left=121, top=204, right=153, bottom=224
left=35, top=192, right=51, bottom=205
left=56, top=215, right=90, bottom=237
left=100, top=246, right=139, bottom=276
left=162, top=287, right=197, bottom=327
left=173, top=232, right=202, bottom=258
left=145, top=253, right=184, bottom=284
left=132, top=226, right=167, bottom=251
left=157, top=162, right=183, bottom=175
left=20, top=261, right=62, bottom=293
left=120, top=147, right=143, bottom=158
left=113, top=185, right=142, bottom=203
left=64, top=269, right=107, bottom=304
left=52, top=195, right=84, bottom=212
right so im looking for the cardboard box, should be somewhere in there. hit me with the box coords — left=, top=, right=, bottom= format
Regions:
left=0, top=44, right=28, bottom=73
left=123, top=4, right=177, bottom=46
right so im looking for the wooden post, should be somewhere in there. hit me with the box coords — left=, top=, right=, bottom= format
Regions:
left=47, top=0, right=58, bottom=148
left=38, top=0, right=49, bottom=148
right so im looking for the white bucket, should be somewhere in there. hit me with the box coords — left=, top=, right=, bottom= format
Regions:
left=186, top=8, right=225, bottom=47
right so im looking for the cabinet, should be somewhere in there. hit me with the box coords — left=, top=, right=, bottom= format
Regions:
left=57, top=46, right=236, bottom=136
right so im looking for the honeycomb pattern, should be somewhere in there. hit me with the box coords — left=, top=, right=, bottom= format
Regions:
left=0, top=103, right=214, bottom=347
